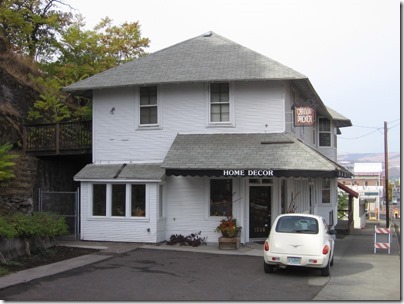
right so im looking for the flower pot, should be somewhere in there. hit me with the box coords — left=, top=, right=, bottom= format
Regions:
left=218, top=236, right=241, bottom=250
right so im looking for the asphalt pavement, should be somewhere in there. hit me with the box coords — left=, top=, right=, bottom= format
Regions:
left=0, top=219, right=400, bottom=301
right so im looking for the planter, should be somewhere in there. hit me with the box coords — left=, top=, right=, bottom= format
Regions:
left=218, top=236, right=241, bottom=250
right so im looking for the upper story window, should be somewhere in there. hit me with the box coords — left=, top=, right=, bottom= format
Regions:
left=319, top=117, right=331, bottom=147
left=140, top=86, right=158, bottom=125
left=210, top=83, right=230, bottom=123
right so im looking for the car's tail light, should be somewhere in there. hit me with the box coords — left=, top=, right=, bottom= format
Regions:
left=264, top=241, right=269, bottom=251
left=322, top=245, right=330, bottom=255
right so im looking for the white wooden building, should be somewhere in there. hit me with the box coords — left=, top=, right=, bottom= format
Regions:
left=66, top=32, right=352, bottom=244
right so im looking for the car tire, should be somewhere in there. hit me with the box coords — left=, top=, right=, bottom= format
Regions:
left=264, top=262, right=275, bottom=273
left=321, top=260, right=330, bottom=277
left=330, top=256, right=334, bottom=267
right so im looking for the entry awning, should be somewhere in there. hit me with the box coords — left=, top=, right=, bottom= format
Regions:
left=74, top=163, right=165, bottom=182
left=338, top=182, right=359, bottom=198
left=162, top=133, right=352, bottom=178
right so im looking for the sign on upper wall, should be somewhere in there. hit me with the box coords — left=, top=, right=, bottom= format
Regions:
left=294, top=107, right=315, bottom=127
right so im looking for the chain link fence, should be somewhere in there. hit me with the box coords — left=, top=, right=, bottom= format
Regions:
left=38, top=188, right=79, bottom=240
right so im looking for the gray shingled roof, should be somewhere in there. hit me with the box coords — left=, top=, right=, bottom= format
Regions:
left=326, top=106, right=352, bottom=127
left=162, top=133, right=351, bottom=177
left=74, top=163, right=165, bottom=181
left=64, top=31, right=307, bottom=93
left=64, top=31, right=351, bottom=129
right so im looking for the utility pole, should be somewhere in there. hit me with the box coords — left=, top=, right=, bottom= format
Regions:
left=384, top=121, right=389, bottom=228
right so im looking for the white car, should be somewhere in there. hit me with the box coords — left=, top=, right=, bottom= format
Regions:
left=263, top=213, right=336, bottom=276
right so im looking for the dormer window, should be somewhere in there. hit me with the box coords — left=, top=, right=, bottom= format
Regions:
left=140, top=86, right=158, bottom=125
left=318, top=117, right=331, bottom=147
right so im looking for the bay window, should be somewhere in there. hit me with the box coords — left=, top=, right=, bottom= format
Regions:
left=91, top=183, right=146, bottom=218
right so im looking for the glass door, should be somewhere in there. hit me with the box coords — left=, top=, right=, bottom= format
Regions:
left=249, top=186, right=272, bottom=238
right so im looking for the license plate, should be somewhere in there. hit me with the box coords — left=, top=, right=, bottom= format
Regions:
left=287, top=257, right=301, bottom=265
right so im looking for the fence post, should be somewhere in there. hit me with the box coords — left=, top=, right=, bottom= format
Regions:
left=75, top=187, right=80, bottom=241
left=55, top=123, right=60, bottom=154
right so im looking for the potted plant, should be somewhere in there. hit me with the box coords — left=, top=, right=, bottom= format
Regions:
left=215, top=216, right=242, bottom=238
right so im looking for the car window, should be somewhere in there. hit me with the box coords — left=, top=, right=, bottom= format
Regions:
left=323, top=219, right=330, bottom=233
left=276, top=216, right=318, bottom=234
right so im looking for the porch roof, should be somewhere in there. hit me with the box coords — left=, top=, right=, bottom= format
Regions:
left=74, top=163, right=165, bottom=181
left=337, top=182, right=359, bottom=198
left=162, top=133, right=352, bottom=178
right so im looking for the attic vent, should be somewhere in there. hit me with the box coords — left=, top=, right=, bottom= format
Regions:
left=203, top=31, right=212, bottom=37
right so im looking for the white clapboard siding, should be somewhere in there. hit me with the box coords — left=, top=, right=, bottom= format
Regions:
left=164, top=176, right=240, bottom=243
left=80, top=182, right=161, bottom=243
left=93, top=81, right=286, bottom=163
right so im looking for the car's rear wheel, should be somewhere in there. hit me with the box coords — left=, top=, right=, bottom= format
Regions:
left=320, top=260, right=330, bottom=276
left=264, top=262, right=275, bottom=273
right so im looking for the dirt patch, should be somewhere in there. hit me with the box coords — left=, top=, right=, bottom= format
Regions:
left=0, top=246, right=99, bottom=275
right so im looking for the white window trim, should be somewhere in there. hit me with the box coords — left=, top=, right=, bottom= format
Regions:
left=318, top=117, right=332, bottom=147
left=135, top=86, right=163, bottom=130
left=321, top=178, right=331, bottom=205
left=88, top=183, right=149, bottom=221
left=204, top=177, right=234, bottom=219
left=206, top=82, right=235, bottom=127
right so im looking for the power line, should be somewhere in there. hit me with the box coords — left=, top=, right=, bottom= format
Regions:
left=339, top=120, right=400, bottom=140
left=339, top=129, right=382, bottom=140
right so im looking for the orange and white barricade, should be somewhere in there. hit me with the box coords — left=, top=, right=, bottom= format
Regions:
left=374, top=226, right=391, bottom=254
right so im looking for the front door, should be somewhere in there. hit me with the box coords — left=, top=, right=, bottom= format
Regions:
left=249, top=186, right=271, bottom=238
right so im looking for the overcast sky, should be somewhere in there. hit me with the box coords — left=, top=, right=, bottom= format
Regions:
left=64, top=0, right=400, bottom=154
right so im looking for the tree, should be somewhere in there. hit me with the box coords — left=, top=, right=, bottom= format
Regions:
left=45, top=16, right=150, bottom=85
left=26, top=14, right=150, bottom=123
left=0, top=0, right=73, bottom=61
left=27, top=76, right=71, bottom=123
left=337, top=192, right=348, bottom=220
left=1, top=0, right=150, bottom=123
left=0, top=143, right=17, bottom=182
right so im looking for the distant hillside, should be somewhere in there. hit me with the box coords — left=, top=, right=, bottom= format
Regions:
left=338, top=152, right=400, bottom=179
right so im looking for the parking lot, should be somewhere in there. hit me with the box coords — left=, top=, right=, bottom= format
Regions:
left=1, top=248, right=329, bottom=301
left=0, top=220, right=400, bottom=301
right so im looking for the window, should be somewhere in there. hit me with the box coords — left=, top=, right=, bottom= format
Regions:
left=93, top=184, right=106, bottom=216
left=276, top=216, right=318, bottom=234
left=210, top=179, right=233, bottom=216
left=319, top=118, right=331, bottom=147
left=322, top=178, right=331, bottom=204
left=312, top=125, right=316, bottom=145
left=210, top=83, right=229, bottom=122
left=91, top=183, right=147, bottom=218
left=131, top=184, right=146, bottom=217
left=112, top=184, right=126, bottom=216
left=140, top=86, right=158, bottom=125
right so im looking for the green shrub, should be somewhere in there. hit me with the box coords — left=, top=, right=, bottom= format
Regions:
left=1, top=212, right=69, bottom=256
left=0, top=217, right=18, bottom=239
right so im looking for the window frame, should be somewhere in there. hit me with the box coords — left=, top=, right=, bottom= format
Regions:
left=137, top=85, right=161, bottom=129
left=321, top=178, right=331, bottom=204
left=207, top=178, right=234, bottom=217
left=89, top=183, right=149, bottom=220
left=318, top=117, right=332, bottom=147
left=207, top=82, right=235, bottom=127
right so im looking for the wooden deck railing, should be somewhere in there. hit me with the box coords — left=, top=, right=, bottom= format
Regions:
left=23, top=121, right=92, bottom=155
